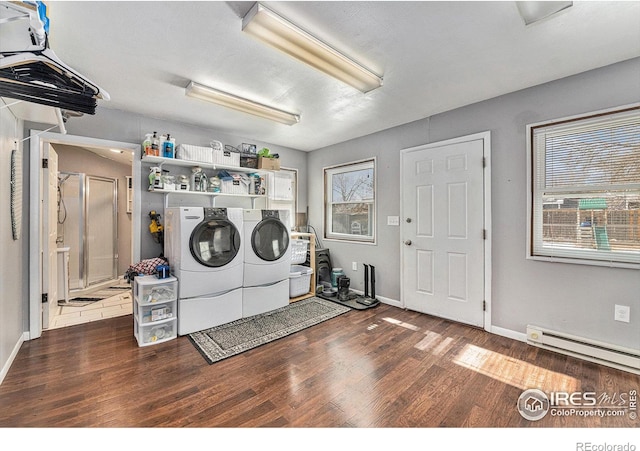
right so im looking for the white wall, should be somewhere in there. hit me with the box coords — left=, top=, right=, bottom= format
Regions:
left=0, top=104, right=26, bottom=383
left=307, top=57, right=640, bottom=350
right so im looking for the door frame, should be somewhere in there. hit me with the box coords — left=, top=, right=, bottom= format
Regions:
left=28, top=130, right=140, bottom=339
left=400, top=131, right=492, bottom=332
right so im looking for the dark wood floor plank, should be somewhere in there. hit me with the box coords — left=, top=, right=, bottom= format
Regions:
left=0, top=303, right=638, bottom=428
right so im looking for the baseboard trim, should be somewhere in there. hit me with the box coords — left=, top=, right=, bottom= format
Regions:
left=490, top=325, right=527, bottom=343
left=0, top=332, right=26, bottom=386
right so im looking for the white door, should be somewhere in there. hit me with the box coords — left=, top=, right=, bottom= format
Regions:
left=42, top=144, right=58, bottom=329
left=401, top=134, right=488, bottom=327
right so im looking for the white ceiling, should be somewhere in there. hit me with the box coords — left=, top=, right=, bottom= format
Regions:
left=43, top=1, right=640, bottom=152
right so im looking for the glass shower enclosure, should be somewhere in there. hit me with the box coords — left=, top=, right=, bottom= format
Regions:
left=57, top=172, right=118, bottom=292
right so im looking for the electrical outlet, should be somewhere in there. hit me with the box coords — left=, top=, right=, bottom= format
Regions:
left=614, top=304, right=630, bottom=323
left=352, top=262, right=358, bottom=271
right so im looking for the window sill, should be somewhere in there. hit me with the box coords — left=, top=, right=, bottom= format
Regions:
left=527, top=254, right=639, bottom=270
left=323, top=237, right=377, bottom=246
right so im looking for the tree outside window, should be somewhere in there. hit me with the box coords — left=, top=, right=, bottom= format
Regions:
left=324, top=159, right=375, bottom=243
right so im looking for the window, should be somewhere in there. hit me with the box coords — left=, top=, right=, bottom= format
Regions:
left=528, top=105, right=640, bottom=268
left=267, top=168, right=297, bottom=230
left=324, top=159, right=375, bottom=243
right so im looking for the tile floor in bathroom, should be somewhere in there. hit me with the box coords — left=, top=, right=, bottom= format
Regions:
left=48, top=285, right=133, bottom=330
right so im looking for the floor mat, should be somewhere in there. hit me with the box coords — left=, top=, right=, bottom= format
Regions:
left=60, top=297, right=103, bottom=307
left=189, top=297, right=350, bottom=364
left=59, top=285, right=131, bottom=307
left=316, top=292, right=380, bottom=310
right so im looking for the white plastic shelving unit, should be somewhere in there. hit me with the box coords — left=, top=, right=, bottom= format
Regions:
left=133, top=275, right=178, bottom=346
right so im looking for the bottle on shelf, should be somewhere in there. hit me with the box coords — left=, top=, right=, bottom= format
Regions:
left=190, top=167, right=208, bottom=192
left=209, top=175, right=221, bottom=193
left=163, top=134, right=175, bottom=158
left=151, top=131, right=160, bottom=157
left=142, top=133, right=153, bottom=156
left=149, top=166, right=162, bottom=191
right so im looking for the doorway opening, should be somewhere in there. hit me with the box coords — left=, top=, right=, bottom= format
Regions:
left=29, top=131, right=140, bottom=336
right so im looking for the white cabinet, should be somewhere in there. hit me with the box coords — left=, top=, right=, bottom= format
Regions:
left=133, top=275, right=178, bottom=346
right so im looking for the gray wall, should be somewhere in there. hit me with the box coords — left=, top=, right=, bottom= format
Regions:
left=61, top=108, right=309, bottom=260
left=307, top=57, right=640, bottom=350
left=0, top=106, right=26, bottom=382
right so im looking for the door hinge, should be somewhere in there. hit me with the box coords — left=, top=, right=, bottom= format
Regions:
left=42, top=293, right=48, bottom=304
left=482, top=157, right=487, bottom=168
left=42, top=158, right=48, bottom=168
left=483, top=229, right=487, bottom=240
left=483, top=300, right=486, bottom=311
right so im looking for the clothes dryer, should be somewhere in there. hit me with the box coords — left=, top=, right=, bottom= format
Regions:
left=242, top=209, right=291, bottom=317
left=164, top=207, right=244, bottom=334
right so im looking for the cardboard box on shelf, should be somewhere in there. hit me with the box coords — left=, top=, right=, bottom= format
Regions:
left=257, top=157, right=280, bottom=170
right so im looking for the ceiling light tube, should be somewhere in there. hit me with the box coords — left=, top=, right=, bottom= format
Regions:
left=516, top=1, right=573, bottom=25
left=185, top=81, right=300, bottom=125
left=242, top=2, right=383, bottom=93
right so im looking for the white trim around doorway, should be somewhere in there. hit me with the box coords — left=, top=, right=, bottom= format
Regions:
left=28, top=131, right=140, bottom=339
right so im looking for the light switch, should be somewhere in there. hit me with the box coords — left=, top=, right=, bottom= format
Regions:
left=387, top=216, right=400, bottom=226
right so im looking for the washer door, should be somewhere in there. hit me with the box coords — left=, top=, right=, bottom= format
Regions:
left=190, top=219, right=241, bottom=267
left=251, top=218, right=290, bottom=262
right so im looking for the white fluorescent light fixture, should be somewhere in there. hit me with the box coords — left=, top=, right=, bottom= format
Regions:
left=516, top=1, right=573, bottom=25
left=185, top=81, right=300, bottom=125
left=242, top=2, right=383, bottom=93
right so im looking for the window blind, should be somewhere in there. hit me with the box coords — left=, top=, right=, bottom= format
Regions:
left=531, top=107, right=640, bottom=267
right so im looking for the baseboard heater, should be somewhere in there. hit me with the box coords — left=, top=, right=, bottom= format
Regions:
left=526, top=325, right=640, bottom=375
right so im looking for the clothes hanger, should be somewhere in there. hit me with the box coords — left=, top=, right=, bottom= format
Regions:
left=0, top=1, right=110, bottom=114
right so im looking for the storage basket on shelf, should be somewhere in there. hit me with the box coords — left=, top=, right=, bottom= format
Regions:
left=289, top=265, right=314, bottom=298
left=213, top=144, right=240, bottom=167
left=175, top=144, right=214, bottom=164
left=239, top=153, right=258, bottom=168
left=290, top=239, right=309, bottom=265
left=218, top=170, right=249, bottom=194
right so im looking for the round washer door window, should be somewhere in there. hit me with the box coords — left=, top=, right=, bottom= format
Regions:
left=190, top=219, right=241, bottom=267
left=252, top=218, right=290, bottom=262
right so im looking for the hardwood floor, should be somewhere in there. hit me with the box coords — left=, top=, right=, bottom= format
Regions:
left=0, top=303, right=638, bottom=429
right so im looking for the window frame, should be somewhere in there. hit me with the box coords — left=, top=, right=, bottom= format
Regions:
left=323, top=158, right=376, bottom=244
left=526, top=104, right=640, bottom=269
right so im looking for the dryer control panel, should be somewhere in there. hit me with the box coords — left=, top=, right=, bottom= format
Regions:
left=262, top=209, right=280, bottom=220
left=204, top=207, right=228, bottom=220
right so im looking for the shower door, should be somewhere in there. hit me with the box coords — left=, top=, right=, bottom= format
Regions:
left=85, top=176, right=118, bottom=286
left=59, top=173, right=118, bottom=291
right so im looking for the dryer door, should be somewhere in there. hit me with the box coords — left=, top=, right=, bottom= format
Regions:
left=190, top=219, right=241, bottom=267
left=251, top=218, right=290, bottom=262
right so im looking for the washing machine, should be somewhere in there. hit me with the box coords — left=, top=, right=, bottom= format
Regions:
left=164, top=207, right=244, bottom=335
left=242, top=209, right=291, bottom=317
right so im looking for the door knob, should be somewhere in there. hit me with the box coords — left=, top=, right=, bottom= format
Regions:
left=404, top=240, right=412, bottom=246
left=406, top=218, right=412, bottom=223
